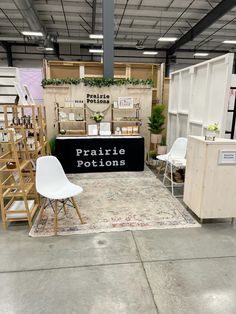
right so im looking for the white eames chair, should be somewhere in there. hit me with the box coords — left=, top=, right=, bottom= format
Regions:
left=36, top=156, right=84, bottom=235
left=157, top=137, right=187, bottom=196
left=157, top=137, right=187, bottom=164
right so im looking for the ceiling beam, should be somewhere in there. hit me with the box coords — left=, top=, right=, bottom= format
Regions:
left=80, top=44, right=229, bottom=54
left=167, top=0, right=236, bottom=55
left=92, top=0, right=97, bottom=33
left=115, top=0, right=129, bottom=39
left=103, top=0, right=114, bottom=78
left=13, top=0, right=60, bottom=58
left=13, top=0, right=46, bottom=34
left=0, top=41, right=13, bottom=66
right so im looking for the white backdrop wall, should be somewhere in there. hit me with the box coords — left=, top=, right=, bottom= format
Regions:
left=167, top=53, right=235, bottom=147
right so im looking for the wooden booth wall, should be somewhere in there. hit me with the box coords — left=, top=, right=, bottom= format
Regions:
left=43, top=61, right=169, bottom=153
left=44, top=60, right=164, bottom=105
left=43, top=84, right=153, bottom=153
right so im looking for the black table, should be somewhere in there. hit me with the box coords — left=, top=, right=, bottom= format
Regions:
left=55, top=135, right=145, bottom=173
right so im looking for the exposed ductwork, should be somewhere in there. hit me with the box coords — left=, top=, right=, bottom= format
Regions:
left=13, top=0, right=45, bottom=35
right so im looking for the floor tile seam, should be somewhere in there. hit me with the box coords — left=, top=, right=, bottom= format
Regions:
left=0, top=260, right=142, bottom=275
left=131, top=231, right=160, bottom=314
left=141, top=254, right=236, bottom=264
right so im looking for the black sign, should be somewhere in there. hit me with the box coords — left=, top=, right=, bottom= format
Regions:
left=55, top=136, right=144, bottom=173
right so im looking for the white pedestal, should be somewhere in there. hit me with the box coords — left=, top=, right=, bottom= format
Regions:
left=184, top=136, right=236, bottom=219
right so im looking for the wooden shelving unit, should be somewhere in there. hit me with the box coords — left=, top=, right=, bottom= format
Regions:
left=111, top=106, right=141, bottom=135
left=0, top=129, right=39, bottom=229
left=3, top=105, right=50, bottom=159
left=57, top=103, right=87, bottom=135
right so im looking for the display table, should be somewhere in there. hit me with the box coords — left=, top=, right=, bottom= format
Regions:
left=55, top=135, right=145, bottom=173
left=184, top=136, right=236, bottom=219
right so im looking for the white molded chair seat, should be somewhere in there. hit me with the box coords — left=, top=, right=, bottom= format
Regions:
left=156, top=137, right=188, bottom=162
left=36, top=156, right=84, bottom=235
left=38, top=183, right=83, bottom=200
left=36, top=156, right=83, bottom=199
left=156, top=153, right=169, bottom=161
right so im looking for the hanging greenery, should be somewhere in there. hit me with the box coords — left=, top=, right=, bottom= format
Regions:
left=42, top=78, right=153, bottom=88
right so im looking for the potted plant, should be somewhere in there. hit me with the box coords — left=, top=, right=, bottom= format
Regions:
left=148, top=150, right=157, bottom=166
left=91, top=112, right=104, bottom=123
left=148, top=104, right=165, bottom=144
left=157, top=136, right=167, bottom=155
left=205, top=123, right=220, bottom=141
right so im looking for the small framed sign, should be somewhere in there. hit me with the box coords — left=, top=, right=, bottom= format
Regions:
left=218, top=150, right=236, bottom=164
left=88, top=124, right=98, bottom=136
left=118, top=97, right=134, bottom=109
left=68, top=113, right=75, bottom=121
left=99, top=122, right=111, bottom=135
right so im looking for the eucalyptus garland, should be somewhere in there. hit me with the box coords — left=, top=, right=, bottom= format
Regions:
left=42, top=78, right=153, bottom=88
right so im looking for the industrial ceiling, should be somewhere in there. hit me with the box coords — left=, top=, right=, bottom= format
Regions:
left=0, top=0, right=236, bottom=64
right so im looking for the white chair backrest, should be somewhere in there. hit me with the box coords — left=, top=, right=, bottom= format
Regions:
left=169, top=137, right=187, bottom=158
left=36, top=156, right=69, bottom=194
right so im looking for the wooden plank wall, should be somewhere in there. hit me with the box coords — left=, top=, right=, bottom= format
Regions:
left=44, top=61, right=163, bottom=105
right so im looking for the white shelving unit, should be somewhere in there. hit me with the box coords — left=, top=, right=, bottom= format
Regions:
left=0, top=67, right=19, bottom=128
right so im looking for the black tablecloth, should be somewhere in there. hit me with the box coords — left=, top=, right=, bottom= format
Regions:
left=55, top=136, right=145, bottom=173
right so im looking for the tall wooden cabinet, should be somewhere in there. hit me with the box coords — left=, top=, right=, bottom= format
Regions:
left=184, top=136, right=236, bottom=219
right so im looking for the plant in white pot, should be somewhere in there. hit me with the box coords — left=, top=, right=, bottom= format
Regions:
left=157, top=136, right=167, bottom=155
left=205, top=123, right=220, bottom=141
left=148, top=104, right=165, bottom=145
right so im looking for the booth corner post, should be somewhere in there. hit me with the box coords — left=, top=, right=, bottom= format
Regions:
left=103, top=0, right=114, bottom=79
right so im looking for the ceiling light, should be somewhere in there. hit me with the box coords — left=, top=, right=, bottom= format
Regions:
left=143, top=51, right=158, bottom=55
left=89, top=49, right=103, bottom=53
left=45, top=47, right=54, bottom=51
left=89, top=34, right=103, bottom=39
left=21, top=31, right=44, bottom=37
left=194, top=52, right=209, bottom=57
left=158, top=37, right=177, bottom=42
left=223, top=40, right=236, bottom=44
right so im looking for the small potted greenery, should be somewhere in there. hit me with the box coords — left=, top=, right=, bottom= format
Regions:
left=148, top=150, right=157, bottom=166
left=91, top=112, right=104, bottom=123
left=157, top=135, right=167, bottom=155
left=205, top=123, right=219, bottom=141
left=148, top=104, right=165, bottom=144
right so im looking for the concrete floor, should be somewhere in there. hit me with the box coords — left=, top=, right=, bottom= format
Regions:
left=1, top=222, right=236, bottom=314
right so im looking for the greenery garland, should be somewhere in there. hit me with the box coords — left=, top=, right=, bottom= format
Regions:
left=42, top=77, right=153, bottom=88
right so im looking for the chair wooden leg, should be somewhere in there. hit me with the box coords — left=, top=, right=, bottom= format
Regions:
left=63, top=200, right=68, bottom=215
left=54, top=200, right=58, bottom=235
left=170, top=162, right=174, bottom=196
left=71, top=197, right=84, bottom=224
left=37, top=197, right=47, bottom=226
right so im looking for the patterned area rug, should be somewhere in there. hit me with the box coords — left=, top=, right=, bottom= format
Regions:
left=29, top=167, right=200, bottom=237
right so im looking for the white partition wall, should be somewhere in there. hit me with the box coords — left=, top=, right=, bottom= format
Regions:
left=167, top=53, right=235, bottom=147
left=0, top=67, right=18, bottom=105
left=0, top=67, right=18, bottom=127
